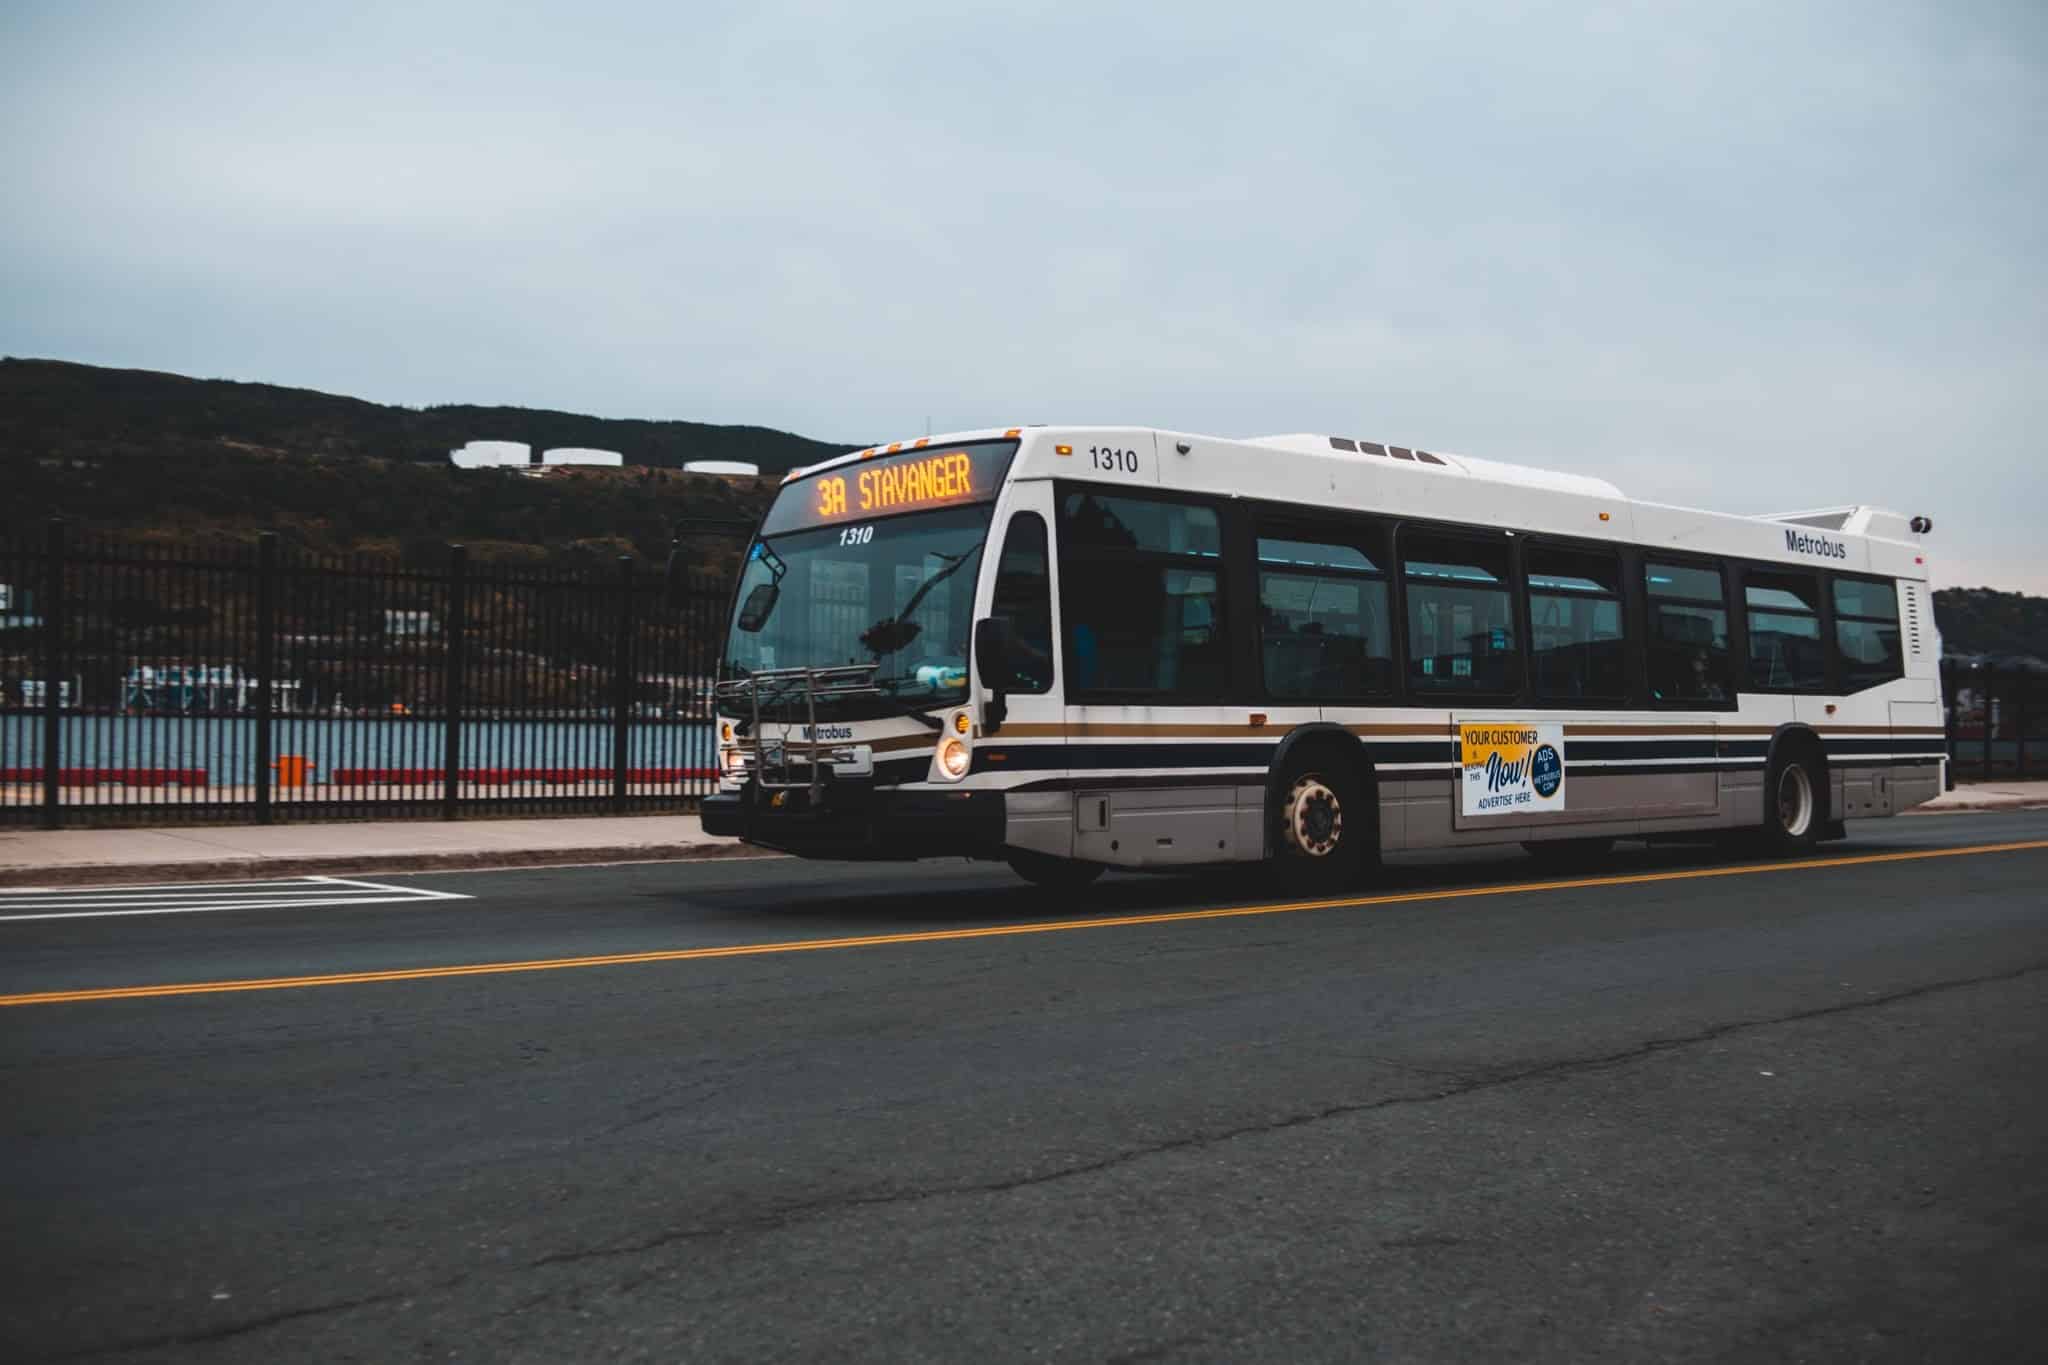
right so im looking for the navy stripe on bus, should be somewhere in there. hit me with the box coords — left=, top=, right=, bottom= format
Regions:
left=1823, top=737, right=1947, bottom=756
left=922, top=754, right=1941, bottom=793
left=1007, top=773, right=1262, bottom=793
left=971, top=740, right=1465, bottom=775
left=971, top=742, right=1271, bottom=775
left=958, top=736, right=1943, bottom=781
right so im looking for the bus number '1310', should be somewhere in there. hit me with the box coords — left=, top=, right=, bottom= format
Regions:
left=1091, top=446, right=1139, bottom=474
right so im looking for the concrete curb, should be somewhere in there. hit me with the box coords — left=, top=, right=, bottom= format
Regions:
left=1902, top=798, right=2048, bottom=815
left=0, top=841, right=775, bottom=889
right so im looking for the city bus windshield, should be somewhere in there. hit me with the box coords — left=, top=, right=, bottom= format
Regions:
left=723, top=504, right=997, bottom=704
left=722, top=440, right=1018, bottom=707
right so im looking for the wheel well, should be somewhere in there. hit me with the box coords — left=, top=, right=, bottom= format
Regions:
left=1768, top=724, right=1831, bottom=817
left=1265, top=725, right=1377, bottom=853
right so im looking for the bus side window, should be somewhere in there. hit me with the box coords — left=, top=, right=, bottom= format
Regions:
left=1401, top=532, right=1520, bottom=695
left=1644, top=561, right=1732, bottom=703
left=1057, top=491, right=1227, bottom=698
left=1744, top=571, right=1825, bottom=692
left=1833, top=575, right=1903, bottom=692
left=990, top=512, right=1054, bottom=694
left=1526, top=545, right=1626, bottom=701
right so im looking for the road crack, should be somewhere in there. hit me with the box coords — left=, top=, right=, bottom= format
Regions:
left=524, top=959, right=2048, bottom=1273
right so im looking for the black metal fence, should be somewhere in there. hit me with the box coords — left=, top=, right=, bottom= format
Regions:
left=1941, top=657, right=2046, bottom=781
left=1, top=523, right=734, bottom=827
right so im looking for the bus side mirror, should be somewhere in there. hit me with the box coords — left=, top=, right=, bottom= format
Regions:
left=974, top=616, right=1012, bottom=734
left=736, top=582, right=779, bottom=633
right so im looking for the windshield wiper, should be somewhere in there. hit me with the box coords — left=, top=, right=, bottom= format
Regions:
left=858, top=548, right=974, bottom=657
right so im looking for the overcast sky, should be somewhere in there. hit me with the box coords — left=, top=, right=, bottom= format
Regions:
left=5, top=1, right=2043, bottom=590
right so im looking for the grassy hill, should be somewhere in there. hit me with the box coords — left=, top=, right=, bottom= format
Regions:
left=0, top=357, right=856, bottom=474
left=8, top=446, right=775, bottom=571
left=0, top=357, right=877, bottom=570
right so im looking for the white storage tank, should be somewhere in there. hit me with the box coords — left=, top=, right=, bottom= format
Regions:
left=449, top=440, right=532, bottom=468
left=681, top=460, right=760, bottom=476
left=542, top=447, right=624, bottom=467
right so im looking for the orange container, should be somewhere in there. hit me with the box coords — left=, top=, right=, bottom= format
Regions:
left=274, top=755, right=311, bottom=788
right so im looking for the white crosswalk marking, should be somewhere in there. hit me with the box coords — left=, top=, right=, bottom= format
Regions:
left=0, top=876, right=471, bottom=922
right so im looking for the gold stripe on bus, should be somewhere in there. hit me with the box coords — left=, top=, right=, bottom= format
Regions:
left=1565, top=724, right=1725, bottom=737
left=1344, top=723, right=1452, bottom=737
left=987, top=722, right=1942, bottom=743
left=740, top=735, right=934, bottom=756
left=1013, top=723, right=1449, bottom=739
left=1067, top=722, right=1293, bottom=738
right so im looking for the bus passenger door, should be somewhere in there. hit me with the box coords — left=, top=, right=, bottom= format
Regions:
left=975, top=490, right=1069, bottom=857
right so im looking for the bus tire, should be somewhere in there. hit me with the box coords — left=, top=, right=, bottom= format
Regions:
left=1762, top=743, right=1826, bottom=855
left=1271, top=748, right=1371, bottom=892
left=1006, top=850, right=1104, bottom=891
left=1521, top=836, right=1615, bottom=868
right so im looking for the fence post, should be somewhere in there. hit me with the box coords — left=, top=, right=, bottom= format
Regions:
left=443, top=544, right=467, bottom=821
left=1985, top=666, right=1996, bottom=779
left=1944, top=667, right=1957, bottom=789
left=613, top=555, right=634, bottom=813
left=40, top=519, right=66, bottom=830
left=253, top=533, right=278, bottom=824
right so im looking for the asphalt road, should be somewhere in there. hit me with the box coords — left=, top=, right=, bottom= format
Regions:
left=3, top=813, right=2045, bottom=1363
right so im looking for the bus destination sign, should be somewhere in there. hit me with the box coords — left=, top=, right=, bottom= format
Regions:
left=762, top=439, right=1019, bottom=535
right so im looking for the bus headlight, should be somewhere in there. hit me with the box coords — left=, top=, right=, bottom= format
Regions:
left=937, top=738, right=970, bottom=780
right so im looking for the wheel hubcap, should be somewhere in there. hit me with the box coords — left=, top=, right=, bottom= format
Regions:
left=1777, top=765, right=1814, bottom=837
left=1284, top=776, right=1343, bottom=858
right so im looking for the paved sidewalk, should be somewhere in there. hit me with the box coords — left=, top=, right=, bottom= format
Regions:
left=1908, top=780, right=2048, bottom=814
left=3, top=782, right=2041, bottom=888
left=0, top=815, right=757, bottom=888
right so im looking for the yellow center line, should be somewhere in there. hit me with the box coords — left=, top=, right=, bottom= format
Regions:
left=4, top=839, right=2044, bottom=1009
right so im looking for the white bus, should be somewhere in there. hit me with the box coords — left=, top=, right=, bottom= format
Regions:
left=692, top=427, right=1943, bottom=890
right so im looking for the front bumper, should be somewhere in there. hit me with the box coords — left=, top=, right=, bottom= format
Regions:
left=702, top=780, right=1005, bottom=861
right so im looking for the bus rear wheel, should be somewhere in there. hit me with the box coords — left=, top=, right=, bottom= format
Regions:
left=1272, top=752, right=1370, bottom=892
left=1006, top=850, right=1104, bottom=891
left=1762, top=746, right=1825, bottom=855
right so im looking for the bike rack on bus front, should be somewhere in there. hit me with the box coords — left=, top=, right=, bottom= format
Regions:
left=714, top=664, right=880, bottom=802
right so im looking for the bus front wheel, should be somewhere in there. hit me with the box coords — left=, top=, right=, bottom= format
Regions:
left=1006, top=850, right=1104, bottom=891
left=1272, top=751, right=1371, bottom=892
